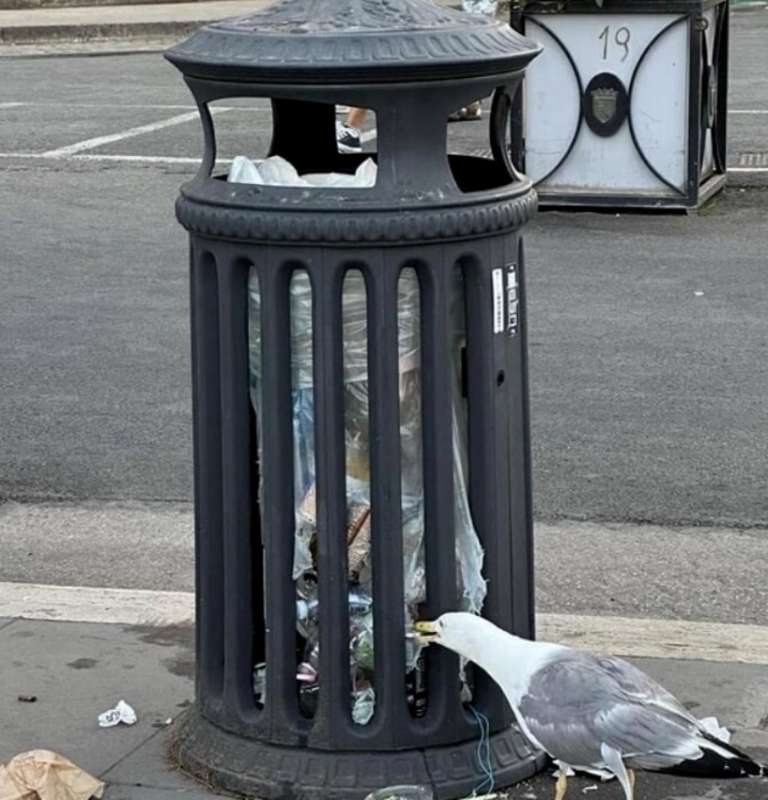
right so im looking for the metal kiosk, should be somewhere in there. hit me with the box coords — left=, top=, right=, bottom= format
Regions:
left=510, top=0, right=729, bottom=209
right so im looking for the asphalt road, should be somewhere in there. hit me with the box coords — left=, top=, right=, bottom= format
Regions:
left=0, top=11, right=767, bottom=566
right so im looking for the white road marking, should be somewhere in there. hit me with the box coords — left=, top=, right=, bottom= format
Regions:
left=2, top=580, right=768, bottom=664
left=0, top=102, right=24, bottom=108
left=41, top=111, right=211, bottom=157
left=0, top=102, right=267, bottom=111
left=729, top=110, right=768, bottom=115
left=729, top=167, right=768, bottom=173
left=71, top=153, right=224, bottom=165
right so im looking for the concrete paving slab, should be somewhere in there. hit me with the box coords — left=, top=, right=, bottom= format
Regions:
left=0, top=619, right=194, bottom=776
left=103, top=727, right=200, bottom=790
left=1, top=616, right=766, bottom=800
left=630, top=658, right=768, bottom=748
left=519, top=768, right=768, bottom=800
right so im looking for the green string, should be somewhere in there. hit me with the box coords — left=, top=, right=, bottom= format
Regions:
left=468, top=705, right=495, bottom=796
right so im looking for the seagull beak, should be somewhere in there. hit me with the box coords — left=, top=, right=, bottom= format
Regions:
left=413, top=620, right=440, bottom=643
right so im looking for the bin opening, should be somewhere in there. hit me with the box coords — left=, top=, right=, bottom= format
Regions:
left=204, top=98, right=378, bottom=183
left=447, top=91, right=522, bottom=193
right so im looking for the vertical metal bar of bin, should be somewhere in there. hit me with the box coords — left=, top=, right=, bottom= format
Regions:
left=462, top=243, right=513, bottom=727
left=416, top=254, right=460, bottom=735
left=190, top=245, right=224, bottom=712
left=366, top=254, right=408, bottom=743
left=310, top=253, right=351, bottom=746
left=218, top=254, right=256, bottom=727
left=310, top=257, right=354, bottom=746
left=260, top=257, right=302, bottom=742
left=506, top=238, right=535, bottom=639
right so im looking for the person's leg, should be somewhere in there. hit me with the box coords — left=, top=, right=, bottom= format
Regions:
left=336, top=106, right=366, bottom=154
left=345, top=107, right=368, bottom=129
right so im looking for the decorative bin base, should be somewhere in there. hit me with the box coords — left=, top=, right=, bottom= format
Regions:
left=171, top=707, right=545, bottom=800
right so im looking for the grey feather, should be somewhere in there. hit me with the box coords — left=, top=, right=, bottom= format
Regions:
left=519, top=652, right=707, bottom=771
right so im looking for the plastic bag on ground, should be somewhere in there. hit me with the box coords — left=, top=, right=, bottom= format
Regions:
left=97, top=699, right=137, bottom=728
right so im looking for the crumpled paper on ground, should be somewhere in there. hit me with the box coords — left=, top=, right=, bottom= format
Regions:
left=0, top=751, right=104, bottom=800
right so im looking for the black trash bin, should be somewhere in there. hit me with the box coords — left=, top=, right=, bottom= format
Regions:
left=166, top=1, right=543, bottom=797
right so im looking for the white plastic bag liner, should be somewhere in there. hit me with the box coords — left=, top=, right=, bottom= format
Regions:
left=228, top=155, right=377, bottom=188
left=229, top=155, right=265, bottom=185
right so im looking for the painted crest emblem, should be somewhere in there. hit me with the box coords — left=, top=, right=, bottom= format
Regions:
left=591, top=87, right=618, bottom=125
left=583, top=73, right=629, bottom=138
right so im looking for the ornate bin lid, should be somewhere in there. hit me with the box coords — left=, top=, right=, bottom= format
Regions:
left=165, top=0, right=541, bottom=84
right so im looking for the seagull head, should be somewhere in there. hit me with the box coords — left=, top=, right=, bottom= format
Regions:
left=413, top=612, right=500, bottom=661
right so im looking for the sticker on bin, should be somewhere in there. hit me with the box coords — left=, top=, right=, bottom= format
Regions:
left=492, top=265, right=520, bottom=337
left=492, top=269, right=505, bottom=334
left=507, top=263, right=519, bottom=338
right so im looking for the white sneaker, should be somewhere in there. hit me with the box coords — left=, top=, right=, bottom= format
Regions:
left=336, top=121, right=362, bottom=153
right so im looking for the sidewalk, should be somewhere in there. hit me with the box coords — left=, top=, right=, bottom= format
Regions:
left=0, top=0, right=269, bottom=50
left=0, top=0, right=765, bottom=55
left=2, top=614, right=766, bottom=800
left=0, top=0, right=460, bottom=53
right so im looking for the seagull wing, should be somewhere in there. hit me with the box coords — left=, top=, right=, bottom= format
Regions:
left=518, top=652, right=705, bottom=773
left=588, top=654, right=697, bottom=723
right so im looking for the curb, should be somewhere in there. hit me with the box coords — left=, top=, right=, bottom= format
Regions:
left=0, top=0, right=202, bottom=8
left=0, top=19, right=199, bottom=44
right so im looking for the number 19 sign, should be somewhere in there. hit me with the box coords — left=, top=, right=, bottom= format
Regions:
left=598, top=25, right=631, bottom=62
left=510, top=1, right=728, bottom=209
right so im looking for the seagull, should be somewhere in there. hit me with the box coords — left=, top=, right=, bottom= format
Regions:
left=414, top=613, right=765, bottom=800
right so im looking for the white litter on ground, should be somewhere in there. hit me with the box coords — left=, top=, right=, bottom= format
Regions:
left=97, top=699, right=137, bottom=728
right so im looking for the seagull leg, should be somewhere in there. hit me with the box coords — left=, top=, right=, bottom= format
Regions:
left=600, top=744, right=633, bottom=800
left=627, top=769, right=635, bottom=799
left=553, top=773, right=568, bottom=800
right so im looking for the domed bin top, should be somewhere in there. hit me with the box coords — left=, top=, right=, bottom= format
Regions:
left=166, top=0, right=542, bottom=245
left=165, top=0, right=541, bottom=84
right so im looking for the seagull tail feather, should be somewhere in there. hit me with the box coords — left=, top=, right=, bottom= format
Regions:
left=661, top=733, right=766, bottom=779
